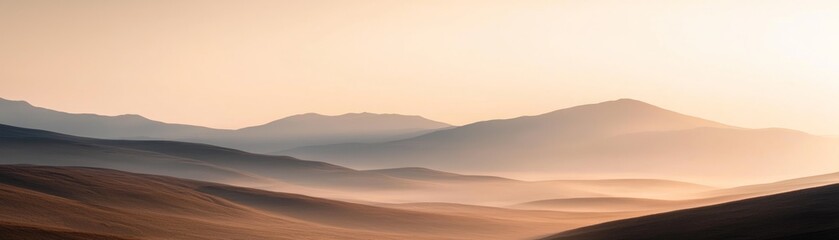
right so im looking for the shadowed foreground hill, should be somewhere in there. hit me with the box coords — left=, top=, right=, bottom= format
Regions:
left=543, top=183, right=839, bottom=240
left=0, top=222, right=132, bottom=240
left=0, top=165, right=583, bottom=240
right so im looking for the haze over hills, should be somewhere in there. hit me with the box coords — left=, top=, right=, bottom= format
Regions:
left=4, top=101, right=839, bottom=240
left=0, top=165, right=597, bottom=240
left=0, top=123, right=720, bottom=205
left=284, top=99, right=839, bottom=184
left=698, top=169, right=839, bottom=199
left=0, top=97, right=451, bottom=153
left=213, top=112, right=451, bottom=153
left=0, top=123, right=424, bottom=191
left=542, top=183, right=839, bottom=240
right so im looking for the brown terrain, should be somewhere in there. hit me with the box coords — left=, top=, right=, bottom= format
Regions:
left=3, top=99, right=839, bottom=240
left=543, top=183, right=839, bottom=240
left=0, top=165, right=649, bottom=240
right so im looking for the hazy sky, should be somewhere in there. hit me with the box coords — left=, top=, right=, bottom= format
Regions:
left=2, top=0, right=838, bottom=134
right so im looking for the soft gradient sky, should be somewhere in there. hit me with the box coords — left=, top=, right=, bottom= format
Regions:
left=2, top=0, right=838, bottom=134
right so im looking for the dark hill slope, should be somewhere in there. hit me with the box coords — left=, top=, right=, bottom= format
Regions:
left=544, top=183, right=839, bottom=240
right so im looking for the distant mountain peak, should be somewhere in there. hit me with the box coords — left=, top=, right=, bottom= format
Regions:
left=613, top=98, right=646, bottom=103
left=581, top=98, right=661, bottom=110
left=250, top=112, right=451, bottom=129
left=115, top=113, right=150, bottom=120
left=0, top=97, right=34, bottom=107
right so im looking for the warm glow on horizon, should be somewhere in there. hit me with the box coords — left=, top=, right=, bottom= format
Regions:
left=2, top=0, right=838, bottom=134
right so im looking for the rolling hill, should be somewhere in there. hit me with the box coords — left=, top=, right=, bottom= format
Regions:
left=1, top=124, right=717, bottom=205
left=0, top=123, right=424, bottom=191
left=0, top=165, right=634, bottom=240
left=543, top=183, right=839, bottom=240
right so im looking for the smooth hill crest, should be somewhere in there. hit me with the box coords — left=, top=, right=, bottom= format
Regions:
left=542, top=183, right=839, bottom=240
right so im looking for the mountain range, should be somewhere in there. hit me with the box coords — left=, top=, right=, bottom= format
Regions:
left=0, top=98, right=451, bottom=153
left=6, top=97, right=839, bottom=185
left=4, top=97, right=839, bottom=239
left=283, top=99, right=839, bottom=184
left=0, top=123, right=718, bottom=205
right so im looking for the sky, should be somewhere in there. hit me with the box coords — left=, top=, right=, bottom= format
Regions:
left=2, top=0, right=838, bottom=134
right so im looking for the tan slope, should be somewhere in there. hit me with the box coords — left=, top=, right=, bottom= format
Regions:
left=380, top=202, right=642, bottom=238
left=0, top=165, right=607, bottom=240
left=0, top=222, right=133, bottom=240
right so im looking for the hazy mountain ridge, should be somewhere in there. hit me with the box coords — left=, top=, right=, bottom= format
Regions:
left=0, top=123, right=427, bottom=191
left=0, top=123, right=722, bottom=205
left=283, top=99, right=839, bottom=184
left=0, top=97, right=451, bottom=153
left=0, top=98, right=222, bottom=139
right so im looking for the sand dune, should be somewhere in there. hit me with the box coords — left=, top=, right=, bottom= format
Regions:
left=543, top=183, right=839, bottom=240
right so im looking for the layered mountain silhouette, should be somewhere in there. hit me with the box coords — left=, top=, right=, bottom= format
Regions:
left=4, top=97, right=839, bottom=240
left=0, top=98, right=450, bottom=153
left=284, top=99, right=839, bottom=184
left=0, top=98, right=220, bottom=139
left=0, top=123, right=426, bottom=191
left=543, top=183, right=839, bottom=240
left=0, top=123, right=717, bottom=205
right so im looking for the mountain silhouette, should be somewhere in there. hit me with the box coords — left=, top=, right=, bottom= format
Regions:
left=284, top=99, right=839, bottom=184
left=0, top=97, right=450, bottom=153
